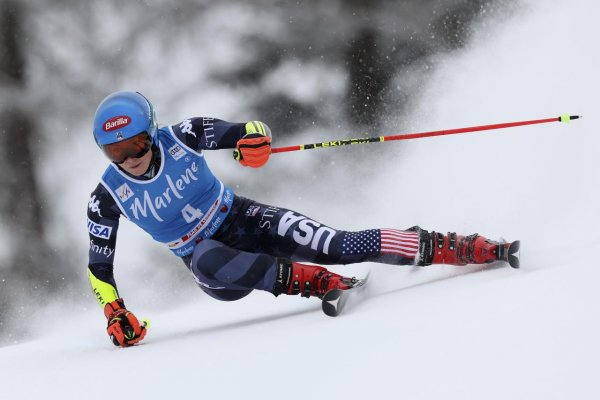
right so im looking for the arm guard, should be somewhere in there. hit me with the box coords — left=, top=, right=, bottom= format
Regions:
left=88, top=267, right=119, bottom=307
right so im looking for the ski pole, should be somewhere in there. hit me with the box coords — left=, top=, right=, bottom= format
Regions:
left=271, top=114, right=580, bottom=154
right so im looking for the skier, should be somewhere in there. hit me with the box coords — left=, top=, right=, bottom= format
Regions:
left=88, top=91, right=516, bottom=347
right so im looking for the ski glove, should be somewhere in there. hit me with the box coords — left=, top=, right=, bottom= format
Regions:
left=104, top=298, right=147, bottom=347
left=233, top=121, right=272, bottom=168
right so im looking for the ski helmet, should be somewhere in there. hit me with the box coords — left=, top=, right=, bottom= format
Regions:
left=93, top=91, right=158, bottom=148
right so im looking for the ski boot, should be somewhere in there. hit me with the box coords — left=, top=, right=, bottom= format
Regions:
left=411, top=227, right=520, bottom=268
left=272, top=260, right=356, bottom=298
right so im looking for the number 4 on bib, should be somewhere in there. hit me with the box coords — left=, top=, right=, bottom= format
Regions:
left=181, top=204, right=204, bottom=223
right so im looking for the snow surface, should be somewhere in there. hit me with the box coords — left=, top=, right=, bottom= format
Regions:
left=2, top=0, right=599, bottom=399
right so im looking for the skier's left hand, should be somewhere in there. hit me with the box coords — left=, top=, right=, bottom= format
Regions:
left=233, top=121, right=271, bottom=168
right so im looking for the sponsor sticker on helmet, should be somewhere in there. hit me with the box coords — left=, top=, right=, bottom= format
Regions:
left=104, top=116, right=131, bottom=132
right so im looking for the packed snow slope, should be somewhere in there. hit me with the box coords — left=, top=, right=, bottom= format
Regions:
left=1, top=1, right=598, bottom=399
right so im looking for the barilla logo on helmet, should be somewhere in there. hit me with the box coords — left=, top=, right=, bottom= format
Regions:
left=103, top=116, right=131, bottom=132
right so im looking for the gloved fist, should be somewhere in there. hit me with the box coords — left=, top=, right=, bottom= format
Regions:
left=233, top=121, right=272, bottom=168
left=104, top=298, right=147, bottom=347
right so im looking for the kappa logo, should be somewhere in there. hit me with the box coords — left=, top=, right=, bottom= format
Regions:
left=179, top=119, right=196, bottom=138
left=88, top=195, right=102, bottom=218
left=104, top=116, right=131, bottom=132
left=168, top=144, right=187, bottom=161
left=87, top=218, right=112, bottom=239
left=116, top=183, right=134, bottom=202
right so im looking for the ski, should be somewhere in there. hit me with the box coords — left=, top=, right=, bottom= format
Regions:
left=499, top=240, right=520, bottom=268
left=321, top=274, right=370, bottom=317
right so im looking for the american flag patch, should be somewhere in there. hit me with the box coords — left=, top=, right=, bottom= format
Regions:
left=340, top=229, right=420, bottom=262
left=380, top=229, right=420, bottom=259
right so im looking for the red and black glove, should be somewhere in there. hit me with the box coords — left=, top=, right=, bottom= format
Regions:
left=104, top=298, right=147, bottom=347
left=233, top=121, right=272, bottom=168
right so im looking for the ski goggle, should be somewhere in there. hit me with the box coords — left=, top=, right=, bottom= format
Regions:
left=101, top=132, right=152, bottom=164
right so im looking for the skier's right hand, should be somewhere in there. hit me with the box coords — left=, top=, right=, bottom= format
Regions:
left=233, top=121, right=272, bottom=168
left=104, top=298, right=147, bottom=347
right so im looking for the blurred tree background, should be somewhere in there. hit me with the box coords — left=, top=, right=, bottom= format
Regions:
left=0, top=0, right=515, bottom=343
